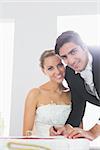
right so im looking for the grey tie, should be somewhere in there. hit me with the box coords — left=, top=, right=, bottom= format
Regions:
left=84, top=82, right=100, bottom=100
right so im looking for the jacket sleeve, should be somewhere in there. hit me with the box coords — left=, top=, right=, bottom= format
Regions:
left=65, top=86, right=86, bottom=127
left=65, top=67, right=86, bottom=127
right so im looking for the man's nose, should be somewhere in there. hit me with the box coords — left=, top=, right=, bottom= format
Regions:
left=67, top=56, right=74, bottom=66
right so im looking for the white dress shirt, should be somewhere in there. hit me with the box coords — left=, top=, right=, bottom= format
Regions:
left=80, top=52, right=99, bottom=100
left=97, top=118, right=100, bottom=125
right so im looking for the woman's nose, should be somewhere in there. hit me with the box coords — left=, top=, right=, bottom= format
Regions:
left=55, top=68, right=60, bottom=74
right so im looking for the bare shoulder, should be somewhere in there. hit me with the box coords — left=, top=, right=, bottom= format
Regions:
left=25, top=88, right=40, bottom=105
left=28, top=88, right=40, bottom=97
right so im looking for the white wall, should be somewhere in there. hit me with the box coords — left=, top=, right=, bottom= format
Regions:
left=0, top=1, right=100, bottom=136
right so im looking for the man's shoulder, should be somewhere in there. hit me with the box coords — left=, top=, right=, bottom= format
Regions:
left=89, top=46, right=100, bottom=65
left=65, top=66, right=73, bottom=72
left=65, top=66, right=76, bottom=81
left=88, top=46, right=100, bottom=55
left=65, top=66, right=75, bottom=75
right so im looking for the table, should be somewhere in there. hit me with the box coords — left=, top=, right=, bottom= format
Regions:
left=0, top=136, right=99, bottom=150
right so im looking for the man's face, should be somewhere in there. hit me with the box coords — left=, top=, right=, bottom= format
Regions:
left=59, top=42, right=88, bottom=72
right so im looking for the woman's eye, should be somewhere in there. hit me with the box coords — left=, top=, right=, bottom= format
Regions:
left=58, top=63, right=63, bottom=67
left=48, top=67, right=53, bottom=70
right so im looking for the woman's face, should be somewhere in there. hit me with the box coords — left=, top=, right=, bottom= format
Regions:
left=43, top=55, right=65, bottom=83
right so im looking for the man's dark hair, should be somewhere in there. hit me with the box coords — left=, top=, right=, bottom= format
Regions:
left=55, top=31, right=85, bottom=55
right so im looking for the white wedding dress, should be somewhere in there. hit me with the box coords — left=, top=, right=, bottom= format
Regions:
left=32, top=103, right=71, bottom=136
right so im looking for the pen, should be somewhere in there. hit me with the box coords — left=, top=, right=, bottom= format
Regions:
left=53, top=126, right=57, bottom=132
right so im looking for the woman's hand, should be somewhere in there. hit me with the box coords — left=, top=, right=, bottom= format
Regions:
left=49, top=124, right=74, bottom=136
left=49, top=126, right=59, bottom=136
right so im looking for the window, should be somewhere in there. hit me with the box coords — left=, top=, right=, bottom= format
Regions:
left=0, top=20, right=15, bottom=136
left=57, top=15, right=100, bottom=46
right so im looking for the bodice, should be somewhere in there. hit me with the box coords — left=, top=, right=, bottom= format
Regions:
left=33, top=104, right=71, bottom=136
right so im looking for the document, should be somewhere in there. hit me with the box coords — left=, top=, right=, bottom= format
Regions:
left=0, top=136, right=90, bottom=150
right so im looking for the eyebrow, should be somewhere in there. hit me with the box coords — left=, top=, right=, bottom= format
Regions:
left=60, top=47, right=77, bottom=57
left=68, top=48, right=77, bottom=54
left=47, top=62, right=62, bottom=68
left=47, top=66, right=53, bottom=68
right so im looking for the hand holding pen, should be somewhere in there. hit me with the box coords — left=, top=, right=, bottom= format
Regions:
left=50, top=124, right=74, bottom=137
left=53, top=126, right=57, bottom=132
left=49, top=126, right=61, bottom=136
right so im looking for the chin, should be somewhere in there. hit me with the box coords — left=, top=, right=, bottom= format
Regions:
left=74, top=66, right=84, bottom=72
left=56, top=79, right=63, bottom=83
left=78, top=66, right=85, bottom=72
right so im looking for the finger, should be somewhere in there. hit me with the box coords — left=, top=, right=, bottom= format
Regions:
left=64, top=128, right=75, bottom=138
left=57, top=127, right=67, bottom=135
left=67, top=130, right=81, bottom=138
left=50, top=131, right=57, bottom=136
left=72, top=133, right=83, bottom=139
left=49, top=127, right=58, bottom=136
left=73, top=133, right=93, bottom=141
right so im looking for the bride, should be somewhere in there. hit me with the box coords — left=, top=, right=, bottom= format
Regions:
left=23, top=50, right=72, bottom=136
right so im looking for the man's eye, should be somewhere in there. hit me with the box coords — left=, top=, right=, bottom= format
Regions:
left=71, top=49, right=77, bottom=55
left=61, top=56, right=67, bottom=60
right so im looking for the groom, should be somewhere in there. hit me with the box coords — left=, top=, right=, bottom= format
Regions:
left=50, top=31, right=100, bottom=140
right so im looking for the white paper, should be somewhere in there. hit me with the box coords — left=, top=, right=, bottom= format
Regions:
left=0, top=137, right=90, bottom=150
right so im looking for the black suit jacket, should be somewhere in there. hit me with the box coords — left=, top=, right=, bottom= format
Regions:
left=65, top=46, right=100, bottom=127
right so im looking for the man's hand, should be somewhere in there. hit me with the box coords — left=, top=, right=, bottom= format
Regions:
left=49, top=124, right=74, bottom=136
left=65, top=127, right=95, bottom=140
left=66, top=124, right=100, bottom=140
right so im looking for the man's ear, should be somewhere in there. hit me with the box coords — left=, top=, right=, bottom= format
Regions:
left=82, top=44, right=88, bottom=51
